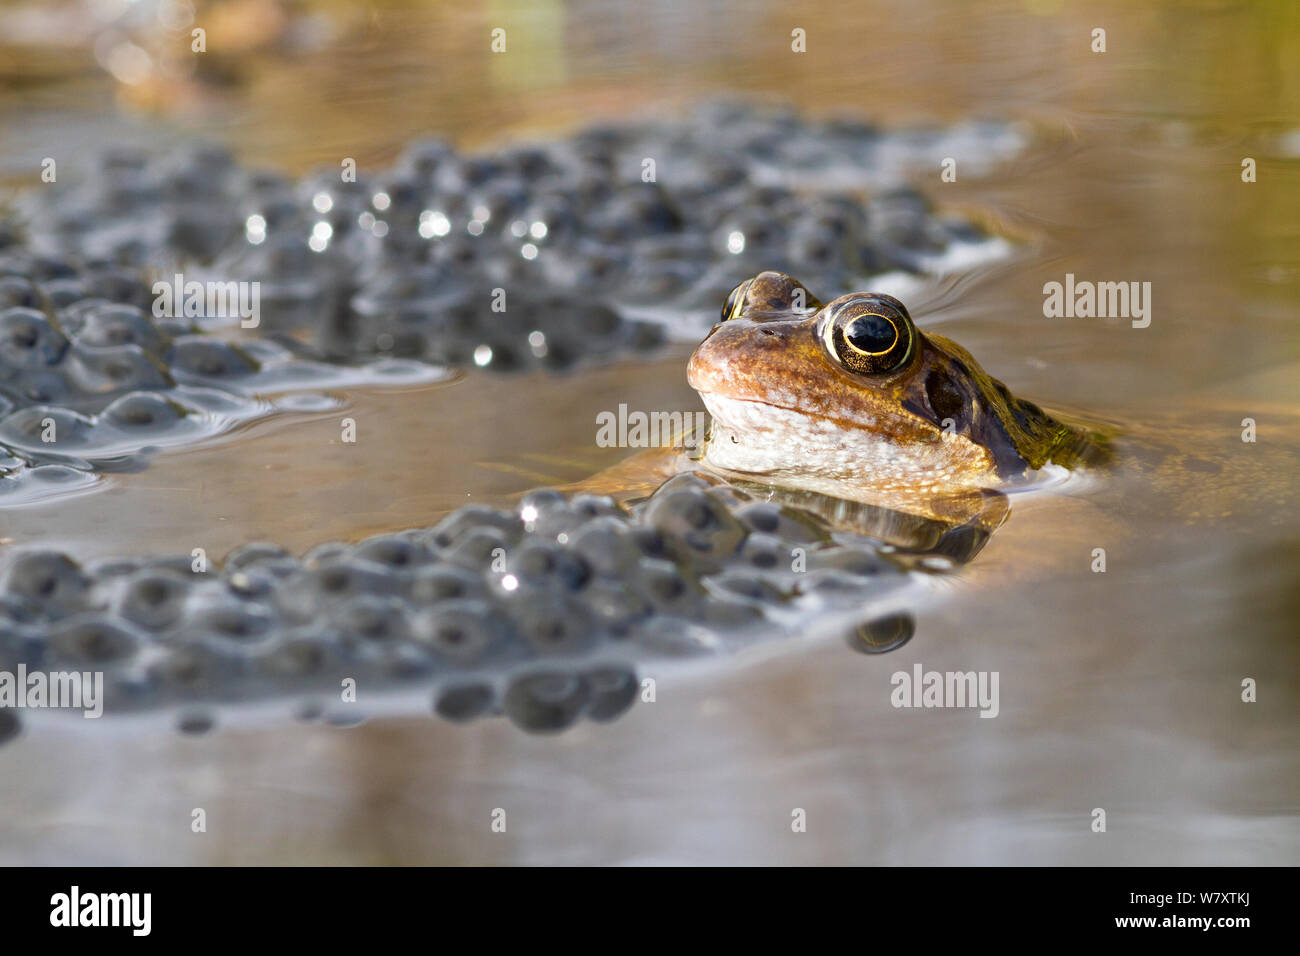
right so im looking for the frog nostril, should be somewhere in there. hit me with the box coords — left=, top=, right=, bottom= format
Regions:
left=760, top=328, right=777, bottom=337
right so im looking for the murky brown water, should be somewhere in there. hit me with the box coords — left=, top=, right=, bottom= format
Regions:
left=1, top=0, right=1297, bottom=863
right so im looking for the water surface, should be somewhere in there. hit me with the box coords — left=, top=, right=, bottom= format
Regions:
left=1, top=0, right=1297, bottom=864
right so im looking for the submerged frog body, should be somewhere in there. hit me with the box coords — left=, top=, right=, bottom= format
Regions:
left=687, top=272, right=1090, bottom=514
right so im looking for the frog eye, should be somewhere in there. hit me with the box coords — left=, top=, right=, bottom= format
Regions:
left=720, top=279, right=752, bottom=323
left=822, top=294, right=915, bottom=375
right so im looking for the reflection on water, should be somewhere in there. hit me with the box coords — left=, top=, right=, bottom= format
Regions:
left=1, top=0, right=1298, bottom=864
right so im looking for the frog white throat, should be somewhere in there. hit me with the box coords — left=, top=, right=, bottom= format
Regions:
left=697, top=390, right=998, bottom=501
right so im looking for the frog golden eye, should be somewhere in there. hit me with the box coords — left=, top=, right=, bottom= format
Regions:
left=721, top=279, right=752, bottom=323
left=822, top=295, right=915, bottom=375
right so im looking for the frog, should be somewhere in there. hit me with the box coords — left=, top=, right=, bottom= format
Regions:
left=678, top=271, right=1102, bottom=524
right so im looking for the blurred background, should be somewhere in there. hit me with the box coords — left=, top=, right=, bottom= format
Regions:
left=2, top=0, right=1299, bottom=169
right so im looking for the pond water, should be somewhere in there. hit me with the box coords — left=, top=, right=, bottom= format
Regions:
left=0, top=0, right=1296, bottom=863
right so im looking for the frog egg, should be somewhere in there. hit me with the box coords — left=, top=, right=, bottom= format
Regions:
left=426, top=504, right=523, bottom=551
left=427, top=233, right=489, bottom=272
left=0, top=621, right=44, bottom=672
left=396, top=137, right=455, bottom=181
left=588, top=184, right=683, bottom=241
left=2, top=551, right=92, bottom=618
left=618, top=257, right=708, bottom=305
left=101, top=392, right=186, bottom=432
left=97, top=146, right=148, bottom=177
left=808, top=545, right=899, bottom=578
left=735, top=532, right=788, bottom=571
left=569, top=121, right=631, bottom=159
left=433, top=681, right=497, bottom=723
left=48, top=616, right=140, bottom=668
left=225, top=566, right=281, bottom=601
left=461, top=338, right=526, bottom=372
left=663, top=154, right=749, bottom=205
left=0, top=276, right=41, bottom=310
left=166, top=210, right=241, bottom=262
left=240, top=194, right=303, bottom=238
left=370, top=175, right=429, bottom=228
left=578, top=580, right=652, bottom=635
left=866, top=188, right=946, bottom=253
left=568, top=517, right=646, bottom=577
left=0, top=307, right=69, bottom=368
left=786, top=216, right=857, bottom=274
left=27, top=254, right=79, bottom=282
left=169, top=338, right=258, bottom=380
left=465, top=176, right=529, bottom=229
left=733, top=501, right=831, bottom=545
left=635, top=558, right=703, bottom=613
left=176, top=711, right=217, bottom=735
left=223, top=542, right=300, bottom=578
left=253, top=631, right=340, bottom=682
left=68, top=302, right=167, bottom=355
left=189, top=597, right=278, bottom=646
left=293, top=559, right=400, bottom=610
left=62, top=343, right=170, bottom=397
left=642, top=485, right=748, bottom=566
left=503, top=670, right=591, bottom=734
left=503, top=541, right=591, bottom=593
left=710, top=209, right=783, bottom=258
left=438, top=526, right=515, bottom=571
left=336, top=595, right=414, bottom=647
left=382, top=644, right=435, bottom=682
left=83, top=269, right=154, bottom=310
left=509, top=595, right=596, bottom=656
left=352, top=532, right=434, bottom=571
left=146, top=641, right=243, bottom=698
left=407, top=563, right=487, bottom=604
left=624, top=525, right=669, bottom=561
left=573, top=496, right=630, bottom=527
left=415, top=599, right=509, bottom=666
left=434, top=155, right=505, bottom=197
left=118, top=570, right=191, bottom=631
left=560, top=303, right=622, bottom=343
left=540, top=239, right=628, bottom=294
left=0, top=403, right=92, bottom=450
left=301, top=541, right=351, bottom=567
left=90, top=172, right=159, bottom=215
left=583, top=666, right=639, bottom=722
left=515, top=490, right=616, bottom=538
left=38, top=278, right=88, bottom=310
left=514, top=488, right=563, bottom=521
left=503, top=145, right=562, bottom=183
